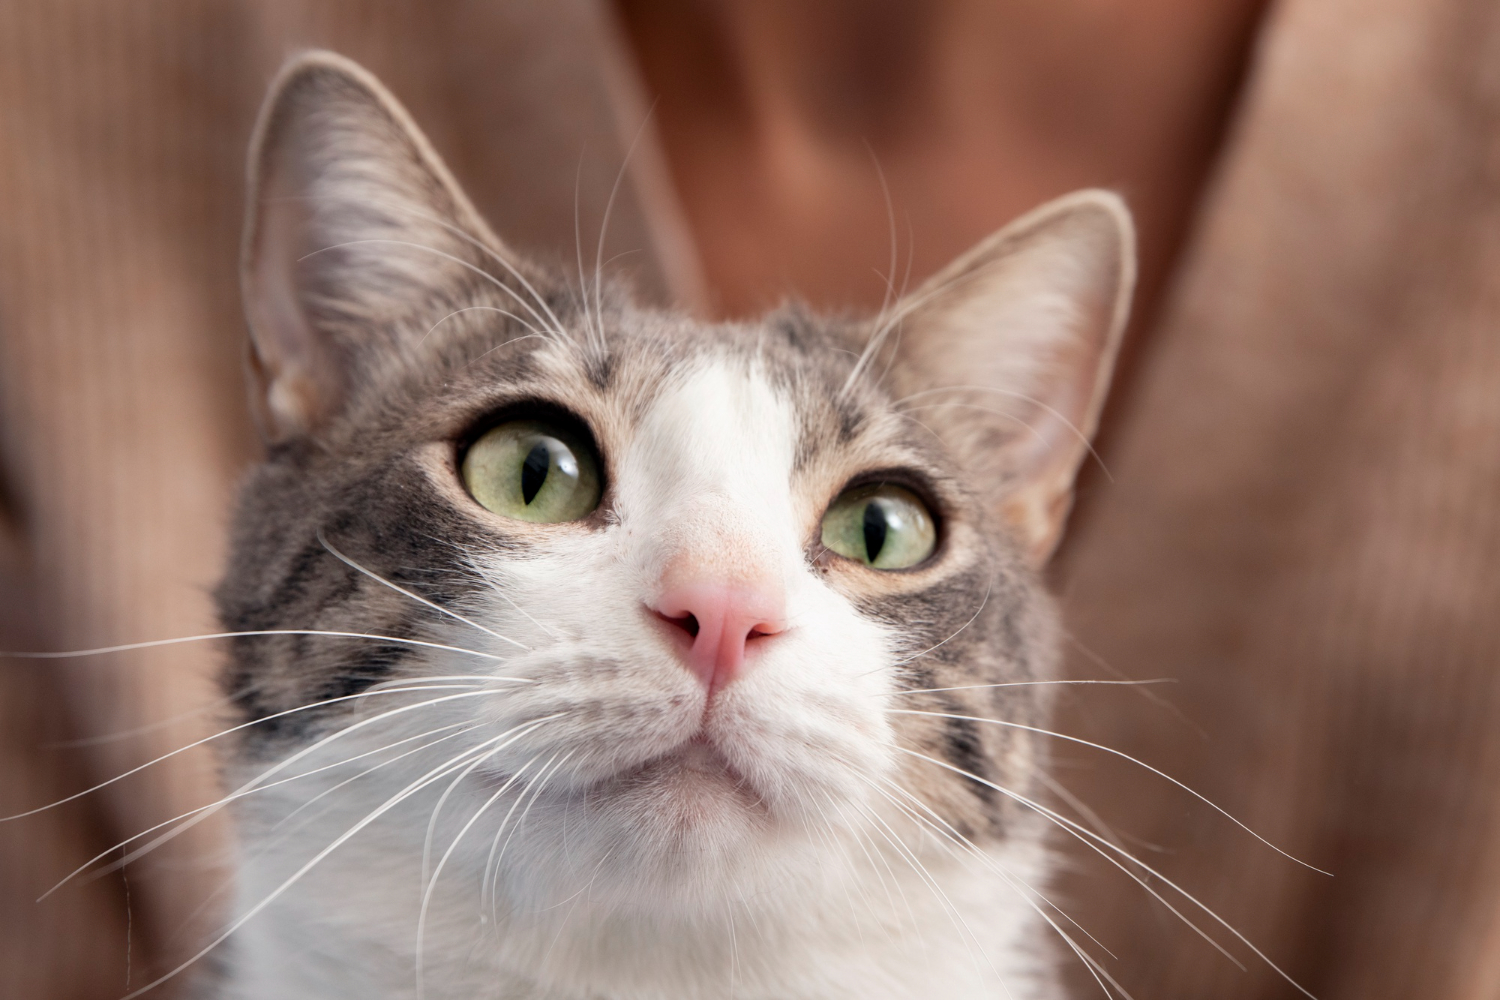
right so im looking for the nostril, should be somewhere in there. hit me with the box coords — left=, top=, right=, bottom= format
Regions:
left=656, top=611, right=699, bottom=639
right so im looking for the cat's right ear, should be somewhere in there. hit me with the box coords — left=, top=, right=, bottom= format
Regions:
left=242, top=51, right=503, bottom=444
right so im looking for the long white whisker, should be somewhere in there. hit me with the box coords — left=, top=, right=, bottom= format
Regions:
left=420, top=305, right=544, bottom=346
left=462, top=332, right=550, bottom=370
left=886, top=577, right=993, bottom=669
left=862, top=775, right=1126, bottom=999
left=891, top=744, right=1319, bottom=997
left=900, top=395, right=1113, bottom=481
left=419, top=722, right=550, bottom=895
left=889, top=709, right=1326, bottom=873
left=870, top=772, right=1116, bottom=958
left=318, top=531, right=527, bottom=651
left=47, top=719, right=484, bottom=898
left=417, top=749, right=572, bottom=999
left=65, top=689, right=518, bottom=883
left=0, top=629, right=508, bottom=662
left=1032, top=769, right=1159, bottom=870
left=575, top=155, right=599, bottom=350
left=262, top=724, right=487, bottom=842
left=286, top=193, right=571, bottom=344
left=591, top=99, right=657, bottom=359
left=407, top=214, right=573, bottom=346
left=853, top=799, right=995, bottom=985
left=483, top=748, right=577, bottom=934
left=864, top=140, right=901, bottom=337
left=3, top=681, right=502, bottom=823
left=300, top=235, right=569, bottom=347
left=158, top=722, right=490, bottom=945
left=881, top=678, right=1176, bottom=698
left=117, top=714, right=566, bottom=1000
left=46, top=687, right=256, bottom=748
left=472, top=572, right=561, bottom=640
left=893, top=744, right=1244, bottom=973
left=842, top=250, right=1027, bottom=397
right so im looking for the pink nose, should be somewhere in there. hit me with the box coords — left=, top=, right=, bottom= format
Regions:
left=653, top=581, right=786, bottom=693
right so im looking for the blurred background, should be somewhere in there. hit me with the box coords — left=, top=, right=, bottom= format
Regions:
left=2, top=1, right=1499, bottom=997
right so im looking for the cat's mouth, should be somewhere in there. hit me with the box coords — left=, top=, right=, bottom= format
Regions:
left=594, top=734, right=766, bottom=815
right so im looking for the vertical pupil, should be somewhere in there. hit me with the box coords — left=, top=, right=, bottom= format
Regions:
left=862, top=501, right=888, bottom=564
left=520, top=441, right=551, bottom=505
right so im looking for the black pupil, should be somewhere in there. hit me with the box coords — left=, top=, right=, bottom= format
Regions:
left=520, top=441, right=551, bottom=505
left=862, top=501, right=889, bottom=564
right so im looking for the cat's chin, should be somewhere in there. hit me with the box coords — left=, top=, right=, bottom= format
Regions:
left=597, top=737, right=767, bottom=821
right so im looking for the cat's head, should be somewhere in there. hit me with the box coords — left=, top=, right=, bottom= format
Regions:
left=218, top=49, right=1131, bottom=937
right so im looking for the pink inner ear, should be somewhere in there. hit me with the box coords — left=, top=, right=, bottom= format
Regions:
left=245, top=146, right=340, bottom=442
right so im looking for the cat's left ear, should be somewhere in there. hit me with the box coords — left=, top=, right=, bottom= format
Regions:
left=881, top=190, right=1135, bottom=565
left=241, top=51, right=506, bottom=444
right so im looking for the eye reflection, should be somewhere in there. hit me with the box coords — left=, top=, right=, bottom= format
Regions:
left=462, top=419, right=600, bottom=523
left=821, top=483, right=936, bottom=569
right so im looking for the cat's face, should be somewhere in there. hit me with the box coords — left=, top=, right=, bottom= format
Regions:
left=217, top=52, right=1131, bottom=992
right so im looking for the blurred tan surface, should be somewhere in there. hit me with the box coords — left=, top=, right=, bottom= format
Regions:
left=2, top=1, right=1499, bottom=998
left=1052, top=0, right=1500, bottom=995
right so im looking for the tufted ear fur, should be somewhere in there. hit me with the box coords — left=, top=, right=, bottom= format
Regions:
left=880, top=190, right=1135, bottom=565
left=241, top=51, right=507, bottom=444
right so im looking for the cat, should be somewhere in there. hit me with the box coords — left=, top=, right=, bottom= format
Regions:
left=204, top=50, right=1133, bottom=1000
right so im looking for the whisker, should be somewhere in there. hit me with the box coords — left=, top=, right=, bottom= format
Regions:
left=880, top=678, right=1177, bottom=698
left=418, top=749, right=572, bottom=999
left=482, top=753, right=551, bottom=923
left=470, top=570, right=561, bottom=640
left=893, top=744, right=1246, bottom=971
left=405, top=215, right=574, bottom=347
left=575, top=153, right=599, bottom=350
left=71, top=721, right=486, bottom=906
left=286, top=192, right=574, bottom=345
left=853, top=799, right=996, bottom=985
left=45, top=686, right=258, bottom=748
left=889, top=708, right=1327, bottom=874
left=299, top=223, right=571, bottom=347
left=0, top=629, right=509, bottom=662
left=419, top=305, right=544, bottom=346
left=890, top=744, right=1319, bottom=998
left=43, top=691, right=510, bottom=895
left=420, top=725, right=531, bottom=895
left=1062, top=631, right=1209, bottom=739
left=462, top=332, right=550, bottom=370
left=55, top=688, right=520, bottom=887
left=155, top=721, right=489, bottom=951
left=864, top=140, right=901, bottom=339
left=591, top=99, right=658, bottom=359
left=117, top=713, right=567, bottom=1000
left=894, top=386, right=1112, bottom=480
left=3, top=681, right=500, bottom=823
left=263, top=724, right=488, bottom=842
left=842, top=253, right=1053, bottom=399
left=318, top=530, right=528, bottom=651
left=861, top=774, right=1127, bottom=999
left=869, top=771, right=1116, bottom=959
left=887, top=576, right=993, bottom=669
left=1032, top=769, right=1161, bottom=866
left=483, top=747, right=578, bottom=932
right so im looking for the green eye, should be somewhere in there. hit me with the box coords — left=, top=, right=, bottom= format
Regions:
left=821, top=483, right=936, bottom=569
left=462, top=419, right=601, bottom=523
